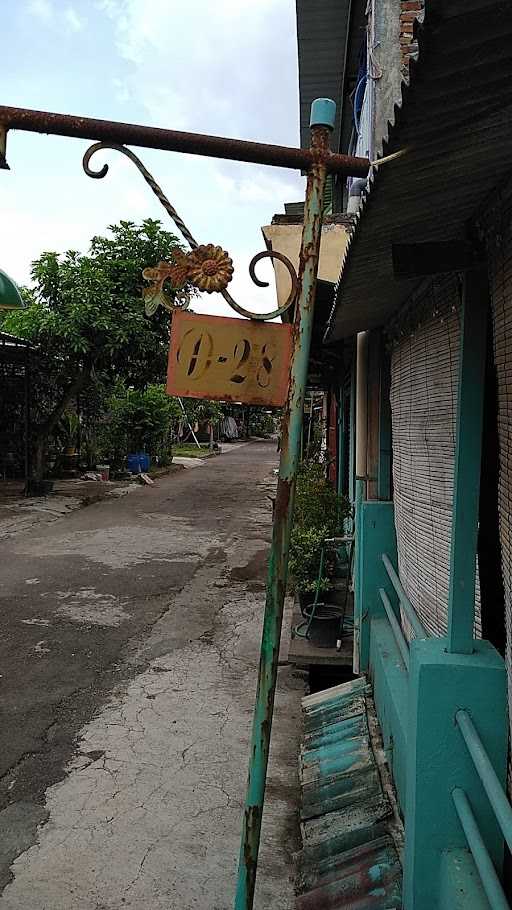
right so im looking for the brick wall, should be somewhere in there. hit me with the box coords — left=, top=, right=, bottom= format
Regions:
left=400, top=0, right=425, bottom=78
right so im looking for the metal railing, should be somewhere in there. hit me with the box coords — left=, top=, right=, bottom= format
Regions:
left=452, top=789, right=509, bottom=910
left=378, top=587, right=410, bottom=670
left=378, top=552, right=428, bottom=669
left=454, top=710, right=512, bottom=910
left=382, top=553, right=427, bottom=640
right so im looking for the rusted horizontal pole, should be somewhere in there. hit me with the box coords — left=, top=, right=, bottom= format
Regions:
left=0, top=105, right=369, bottom=176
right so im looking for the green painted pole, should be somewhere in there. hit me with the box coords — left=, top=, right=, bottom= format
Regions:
left=234, top=98, right=335, bottom=910
left=348, top=356, right=356, bottom=510
left=447, top=269, right=488, bottom=653
left=352, top=477, right=365, bottom=675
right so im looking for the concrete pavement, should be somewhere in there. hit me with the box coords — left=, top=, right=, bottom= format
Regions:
left=0, top=441, right=304, bottom=909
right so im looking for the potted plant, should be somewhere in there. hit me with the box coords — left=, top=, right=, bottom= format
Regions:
left=59, top=412, right=80, bottom=455
left=288, top=460, right=350, bottom=641
left=58, top=412, right=80, bottom=475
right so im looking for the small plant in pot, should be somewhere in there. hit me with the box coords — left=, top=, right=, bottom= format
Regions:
left=59, top=412, right=80, bottom=456
left=288, top=460, right=350, bottom=609
left=57, top=412, right=80, bottom=476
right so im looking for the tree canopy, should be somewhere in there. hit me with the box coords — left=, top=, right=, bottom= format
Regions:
left=4, top=218, right=187, bottom=388
left=1, top=219, right=189, bottom=477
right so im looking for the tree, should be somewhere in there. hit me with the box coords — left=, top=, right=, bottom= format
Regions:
left=2, top=219, right=189, bottom=480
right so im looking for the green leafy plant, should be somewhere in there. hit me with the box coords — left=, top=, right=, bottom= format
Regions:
left=248, top=410, right=275, bottom=437
left=57, top=412, right=80, bottom=452
left=288, top=460, right=350, bottom=595
left=1, top=219, right=191, bottom=480
left=99, top=383, right=180, bottom=467
left=288, top=524, right=334, bottom=594
left=183, top=399, right=224, bottom=424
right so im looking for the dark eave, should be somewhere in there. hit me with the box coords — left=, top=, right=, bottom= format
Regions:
left=0, top=331, right=33, bottom=348
left=296, top=0, right=352, bottom=152
left=327, top=0, right=512, bottom=341
left=271, top=213, right=354, bottom=227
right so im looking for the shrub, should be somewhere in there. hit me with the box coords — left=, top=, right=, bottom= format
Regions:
left=288, top=460, right=350, bottom=594
left=99, top=383, right=180, bottom=467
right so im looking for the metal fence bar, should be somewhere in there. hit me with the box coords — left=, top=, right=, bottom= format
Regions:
left=379, top=587, right=410, bottom=670
left=452, top=788, right=509, bottom=910
left=456, top=709, right=512, bottom=855
left=382, top=552, right=427, bottom=640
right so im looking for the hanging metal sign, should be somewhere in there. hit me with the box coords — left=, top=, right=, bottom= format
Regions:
left=167, top=310, right=293, bottom=406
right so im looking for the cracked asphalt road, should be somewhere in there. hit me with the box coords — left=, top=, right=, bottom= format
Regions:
left=0, top=441, right=304, bottom=909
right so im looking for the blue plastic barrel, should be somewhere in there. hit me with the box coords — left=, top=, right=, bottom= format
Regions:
left=139, top=453, right=150, bottom=472
left=127, top=453, right=141, bottom=474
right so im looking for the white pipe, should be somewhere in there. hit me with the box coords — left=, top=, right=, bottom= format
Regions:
left=356, top=331, right=369, bottom=483
left=177, top=397, right=201, bottom=449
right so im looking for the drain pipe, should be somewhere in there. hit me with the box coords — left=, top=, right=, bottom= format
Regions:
left=353, top=330, right=369, bottom=675
left=355, top=330, right=369, bottom=492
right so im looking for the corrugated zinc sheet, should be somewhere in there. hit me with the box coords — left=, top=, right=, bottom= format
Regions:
left=296, top=0, right=351, bottom=152
left=327, top=0, right=512, bottom=340
left=297, top=677, right=402, bottom=908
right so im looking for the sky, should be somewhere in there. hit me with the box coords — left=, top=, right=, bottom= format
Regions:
left=1, top=0, right=304, bottom=316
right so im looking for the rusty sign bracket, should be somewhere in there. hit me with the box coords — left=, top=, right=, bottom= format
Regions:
left=0, top=104, right=369, bottom=176
left=0, top=103, right=369, bottom=323
left=0, top=104, right=368, bottom=323
left=82, top=141, right=300, bottom=322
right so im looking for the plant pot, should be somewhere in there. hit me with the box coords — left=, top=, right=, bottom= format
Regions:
left=298, top=590, right=340, bottom=649
left=96, top=464, right=110, bottom=481
left=61, top=452, right=79, bottom=477
left=298, top=590, right=316, bottom=612
left=308, top=615, right=340, bottom=649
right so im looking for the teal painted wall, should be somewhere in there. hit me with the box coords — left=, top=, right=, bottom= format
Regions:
left=355, top=497, right=508, bottom=909
left=403, top=638, right=507, bottom=910
left=356, top=500, right=398, bottom=671
left=370, top=616, right=408, bottom=811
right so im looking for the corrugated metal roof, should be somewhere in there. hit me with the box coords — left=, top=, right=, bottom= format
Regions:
left=297, top=677, right=403, bottom=908
left=0, top=332, right=32, bottom=347
left=326, top=0, right=512, bottom=341
left=296, top=0, right=352, bottom=151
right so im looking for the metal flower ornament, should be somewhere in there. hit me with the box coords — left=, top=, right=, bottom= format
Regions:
left=186, top=244, right=234, bottom=292
left=141, top=245, right=234, bottom=316
left=82, top=141, right=298, bottom=322
left=141, top=259, right=190, bottom=316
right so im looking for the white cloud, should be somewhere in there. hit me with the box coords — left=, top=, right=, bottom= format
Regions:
left=91, top=0, right=303, bottom=317
left=64, top=6, right=85, bottom=31
left=4, top=0, right=303, bottom=323
left=97, top=0, right=299, bottom=142
left=28, top=0, right=53, bottom=21
left=112, top=77, right=132, bottom=104
left=27, top=0, right=85, bottom=32
left=215, top=170, right=304, bottom=207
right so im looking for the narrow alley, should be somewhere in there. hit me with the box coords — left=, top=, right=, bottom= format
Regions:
left=0, top=442, right=303, bottom=910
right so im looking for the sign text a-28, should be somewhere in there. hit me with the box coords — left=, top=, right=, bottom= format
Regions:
left=167, top=311, right=293, bottom=407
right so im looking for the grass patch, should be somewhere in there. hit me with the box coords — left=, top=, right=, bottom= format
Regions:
left=172, top=444, right=212, bottom=458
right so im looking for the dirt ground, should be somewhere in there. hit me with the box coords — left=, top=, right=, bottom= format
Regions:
left=0, top=441, right=304, bottom=910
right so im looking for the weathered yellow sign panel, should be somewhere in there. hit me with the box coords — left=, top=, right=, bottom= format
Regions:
left=167, top=311, right=293, bottom=406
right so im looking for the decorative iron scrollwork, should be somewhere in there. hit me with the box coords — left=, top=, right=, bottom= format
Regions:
left=82, top=141, right=298, bottom=321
